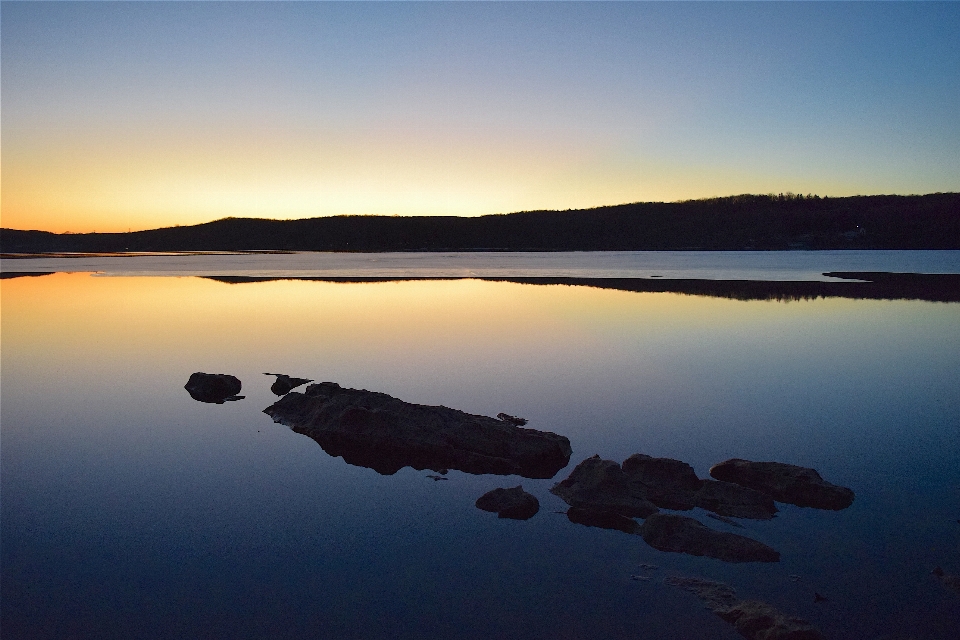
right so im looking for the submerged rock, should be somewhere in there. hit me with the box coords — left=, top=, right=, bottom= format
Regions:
left=264, top=373, right=313, bottom=396
left=640, top=514, right=780, bottom=563
left=550, top=455, right=659, bottom=518
left=184, top=372, right=243, bottom=404
left=475, top=486, right=539, bottom=520
left=709, top=459, right=854, bottom=510
left=933, top=567, right=960, bottom=596
left=565, top=506, right=640, bottom=534
left=263, top=382, right=572, bottom=478
left=666, top=576, right=824, bottom=640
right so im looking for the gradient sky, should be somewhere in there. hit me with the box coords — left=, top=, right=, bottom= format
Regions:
left=3, top=1, right=959, bottom=233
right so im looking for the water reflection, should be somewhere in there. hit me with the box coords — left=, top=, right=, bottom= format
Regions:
left=3, top=271, right=959, bottom=639
left=203, top=272, right=960, bottom=303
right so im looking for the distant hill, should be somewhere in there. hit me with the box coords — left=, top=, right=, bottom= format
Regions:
left=2, top=193, right=958, bottom=253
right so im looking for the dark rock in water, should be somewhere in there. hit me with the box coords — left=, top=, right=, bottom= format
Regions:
left=184, top=372, right=243, bottom=404
left=933, top=567, right=960, bottom=595
left=709, top=459, right=855, bottom=510
left=640, top=513, right=780, bottom=563
left=264, top=373, right=313, bottom=396
left=666, top=576, right=824, bottom=640
left=716, top=600, right=825, bottom=640
left=619, top=454, right=776, bottom=519
left=566, top=506, right=640, bottom=534
left=263, top=382, right=572, bottom=478
left=664, top=576, right=738, bottom=610
left=622, top=453, right=702, bottom=510
left=694, top=480, right=778, bottom=520
left=550, top=455, right=659, bottom=518
left=497, top=412, right=528, bottom=426
left=475, top=486, right=539, bottom=520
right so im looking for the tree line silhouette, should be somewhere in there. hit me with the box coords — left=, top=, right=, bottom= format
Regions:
left=2, top=193, right=958, bottom=253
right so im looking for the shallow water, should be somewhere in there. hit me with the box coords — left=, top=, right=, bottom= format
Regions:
left=2, top=253, right=960, bottom=639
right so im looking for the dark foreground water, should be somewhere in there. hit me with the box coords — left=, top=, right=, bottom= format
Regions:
left=2, top=252, right=960, bottom=639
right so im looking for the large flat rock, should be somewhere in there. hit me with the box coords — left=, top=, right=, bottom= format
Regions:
left=264, top=382, right=572, bottom=478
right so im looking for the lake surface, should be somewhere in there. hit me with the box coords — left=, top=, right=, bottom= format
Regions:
left=3, top=251, right=960, bottom=639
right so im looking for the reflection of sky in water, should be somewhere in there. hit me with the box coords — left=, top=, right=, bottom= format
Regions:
left=3, top=273, right=959, bottom=638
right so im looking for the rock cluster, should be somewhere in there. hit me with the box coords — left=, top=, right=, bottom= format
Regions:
left=475, top=486, right=540, bottom=520
left=665, top=576, right=824, bottom=640
left=184, top=372, right=244, bottom=404
left=264, top=382, right=572, bottom=478
left=551, top=454, right=777, bottom=521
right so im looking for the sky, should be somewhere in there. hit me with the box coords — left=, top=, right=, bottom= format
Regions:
left=2, top=1, right=959, bottom=233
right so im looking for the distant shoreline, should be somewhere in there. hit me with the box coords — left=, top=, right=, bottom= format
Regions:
left=2, top=193, right=958, bottom=253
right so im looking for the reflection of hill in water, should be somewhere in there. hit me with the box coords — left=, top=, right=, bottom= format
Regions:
left=204, top=272, right=960, bottom=303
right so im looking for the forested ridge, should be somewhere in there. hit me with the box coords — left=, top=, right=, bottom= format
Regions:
left=3, top=193, right=958, bottom=253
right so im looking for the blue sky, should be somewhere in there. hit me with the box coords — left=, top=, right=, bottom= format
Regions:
left=3, top=1, right=958, bottom=231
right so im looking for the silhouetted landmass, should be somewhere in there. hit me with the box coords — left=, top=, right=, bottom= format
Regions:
left=3, top=193, right=958, bottom=253
left=199, top=273, right=960, bottom=303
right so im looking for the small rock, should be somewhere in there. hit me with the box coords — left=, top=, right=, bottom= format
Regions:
left=426, top=474, right=448, bottom=481
left=184, top=372, right=243, bottom=404
left=475, top=486, right=539, bottom=520
left=264, top=373, right=313, bottom=396
left=814, top=592, right=828, bottom=603
left=709, top=459, right=854, bottom=510
left=933, top=566, right=960, bottom=595
left=640, top=514, right=780, bottom=563
left=630, top=575, right=651, bottom=581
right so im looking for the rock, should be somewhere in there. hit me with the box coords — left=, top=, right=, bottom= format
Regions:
left=666, top=576, right=824, bottom=640
left=694, top=480, right=778, bottom=520
left=619, top=454, right=777, bottom=520
left=264, top=373, right=313, bottom=396
left=709, top=459, right=854, bottom=510
left=566, top=506, right=640, bottom=534
left=640, top=514, right=780, bottom=563
left=664, top=576, right=738, bottom=610
left=716, top=600, right=825, bottom=640
left=475, top=486, right=539, bottom=520
left=622, top=454, right=702, bottom=510
left=933, top=567, right=960, bottom=595
left=184, top=372, right=243, bottom=404
left=263, top=382, right=572, bottom=478
left=550, top=455, right=659, bottom=518
left=497, top=413, right=528, bottom=426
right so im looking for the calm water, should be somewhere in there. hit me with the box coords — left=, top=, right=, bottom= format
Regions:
left=2, top=252, right=960, bottom=639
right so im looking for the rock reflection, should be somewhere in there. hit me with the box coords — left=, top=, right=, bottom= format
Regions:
left=264, top=382, right=572, bottom=478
